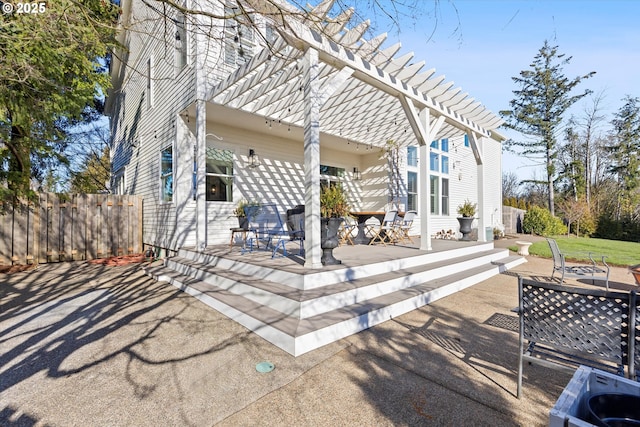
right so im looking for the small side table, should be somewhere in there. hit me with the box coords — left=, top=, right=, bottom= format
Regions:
left=229, top=227, right=248, bottom=250
left=515, top=241, right=532, bottom=256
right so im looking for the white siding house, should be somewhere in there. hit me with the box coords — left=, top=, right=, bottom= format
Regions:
left=106, top=0, right=506, bottom=266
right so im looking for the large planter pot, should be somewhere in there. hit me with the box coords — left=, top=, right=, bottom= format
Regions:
left=457, top=217, right=475, bottom=241
left=237, top=217, right=249, bottom=230
left=321, top=217, right=343, bottom=265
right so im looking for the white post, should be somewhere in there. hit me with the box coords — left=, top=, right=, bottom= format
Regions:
left=195, top=99, right=207, bottom=250
left=303, top=48, right=322, bottom=268
left=419, top=108, right=431, bottom=251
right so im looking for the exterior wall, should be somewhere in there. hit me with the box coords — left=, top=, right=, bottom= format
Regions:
left=202, top=122, right=364, bottom=245
left=109, top=1, right=505, bottom=250
left=481, top=136, right=504, bottom=234
left=109, top=0, right=208, bottom=252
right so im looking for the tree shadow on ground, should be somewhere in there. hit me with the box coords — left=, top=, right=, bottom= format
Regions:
left=0, top=261, right=254, bottom=425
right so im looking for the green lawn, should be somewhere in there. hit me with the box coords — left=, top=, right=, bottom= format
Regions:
left=510, top=236, right=640, bottom=267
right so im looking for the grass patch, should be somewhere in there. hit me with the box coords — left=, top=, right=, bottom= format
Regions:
left=519, top=236, right=640, bottom=267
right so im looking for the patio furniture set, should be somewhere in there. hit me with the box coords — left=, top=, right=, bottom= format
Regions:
left=230, top=204, right=418, bottom=258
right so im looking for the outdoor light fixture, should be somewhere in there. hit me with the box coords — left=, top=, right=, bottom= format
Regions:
left=353, top=167, right=362, bottom=181
left=248, top=149, right=261, bottom=168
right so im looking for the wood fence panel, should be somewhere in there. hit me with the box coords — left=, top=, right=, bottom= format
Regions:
left=73, top=194, right=86, bottom=261
left=49, top=195, right=61, bottom=261
left=26, top=202, right=36, bottom=264
left=36, top=193, right=47, bottom=263
left=0, top=193, right=143, bottom=265
left=85, top=194, right=97, bottom=260
left=12, top=203, right=29, bottom=264
left=0, top=202, right=12, bottom=265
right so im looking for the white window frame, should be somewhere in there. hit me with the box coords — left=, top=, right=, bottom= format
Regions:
left=224, top=1, right=255, bottom=67
left=429, top=139, right=450, bottom=216
left=205, top=146, right=234, bottom=202
left=113, top=167, right=126, bottom=195
left=174, top=4, right=189, bottom=72
left=160, top=144, right=174, bottom=204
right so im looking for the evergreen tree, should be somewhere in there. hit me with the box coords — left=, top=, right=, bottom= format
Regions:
left=607, top=96, right=640, bottom=220
left=0, top=0, right=119, bottom=200
left=500, top=41, right=595, bottom=216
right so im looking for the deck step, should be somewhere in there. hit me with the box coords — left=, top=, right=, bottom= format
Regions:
left=144, top=253, right=525, bottom=356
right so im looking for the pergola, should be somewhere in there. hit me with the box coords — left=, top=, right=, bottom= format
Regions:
left=193, top=0, right=504, bottom=268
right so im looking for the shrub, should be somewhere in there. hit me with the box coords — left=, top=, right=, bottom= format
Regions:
left=522, top=205, right=566, bottom=236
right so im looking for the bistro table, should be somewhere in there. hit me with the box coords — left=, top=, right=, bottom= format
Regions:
left=349, top=211, right=398, bottom=244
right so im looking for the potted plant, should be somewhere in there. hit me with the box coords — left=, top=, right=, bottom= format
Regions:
left=234, top=199, right=260, bottom=230
left=319, top=184, right=350, bottom=265
left=456, top=199, right=477, bottom=241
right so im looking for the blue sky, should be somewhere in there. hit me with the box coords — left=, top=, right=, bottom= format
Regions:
left=368, top=0, right=640, bottom=181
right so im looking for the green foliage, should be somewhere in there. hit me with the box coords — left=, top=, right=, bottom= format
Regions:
left=234, top=199, right=261, bottom=217
left=70, top=145, right=111, bottom=193
left=607, top=96, right=640, bottom=218
left=320, top=184, right=350, bottom=218
left=522, top=205, right=567, bottom=236
left=0, top=0, right=120, bottom=199
left=594, top=215, right=640, bottom=242
left=500, top=41, right=595, bottom=214
left=457, top=199, right=477, bottom=217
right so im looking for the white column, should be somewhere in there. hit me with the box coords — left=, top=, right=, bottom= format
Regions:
left=303, top=48, right=322, bottom=268
left=467, top=132, right=486, bottom=242
left=419, top=109, right=431, bottom=251
left=476, top=151, right=486, bottom=243
left=195, top=100, right=207, bottom=250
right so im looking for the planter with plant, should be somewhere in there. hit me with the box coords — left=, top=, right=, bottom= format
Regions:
left=320, top=184, right=350, bottom=265
left=234, top=199, right=260, bottom=229
left=457, top=199, right=477, bottom=241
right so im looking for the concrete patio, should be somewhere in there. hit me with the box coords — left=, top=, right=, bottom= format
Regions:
left=1, top=235, right=637, bottom=426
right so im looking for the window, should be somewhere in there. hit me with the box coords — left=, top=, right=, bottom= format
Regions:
left=160, top=146, right=174, bottom=203
left=407, top=171, right=417, bottom=211
left=407, top=146, right=417, bottom=167
left=113, top=167, right=126, bottom=195
left=430, top=175, right=439, bottom=214
left=430, top=152, right=439, bottom=172
left=175, top=3, right=188, bottom=71
left=146, top=57, right=154, bottom=109
left=441, top=178, right=449, bottom=215
left=206, top=147, right=234, bottom=201
left=320, top=164, right=345, bottom=188
left=429, top=138, right=450, bottom=216
left=224, top=2, right=255, bottom=66
left=441, top=138, right=449, bottom=152
left=464, top=134, right=470, bottom=147
left=441, top=156, right=449, bottom=174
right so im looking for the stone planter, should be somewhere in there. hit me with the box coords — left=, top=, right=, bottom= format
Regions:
left=321, top=217, right=343, bottom=265
left=457, top=217, right=474, bottom=241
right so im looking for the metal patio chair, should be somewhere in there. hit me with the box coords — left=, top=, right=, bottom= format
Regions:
left=244, top=203, right=290, bottom=258
left=547, top=238, right=610, bottom=290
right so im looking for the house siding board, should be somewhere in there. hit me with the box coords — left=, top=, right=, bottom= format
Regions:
left=482, top=137, right=503, bottom=228
left=109, top=0, right=199, bottom=252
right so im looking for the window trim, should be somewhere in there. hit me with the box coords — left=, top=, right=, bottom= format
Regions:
left=205, top=146, right=235, bottom=202
left=160, top=144, right=174, bottom=204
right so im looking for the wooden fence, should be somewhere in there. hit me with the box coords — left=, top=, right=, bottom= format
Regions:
left=0, top=193, right=143, bottom=265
